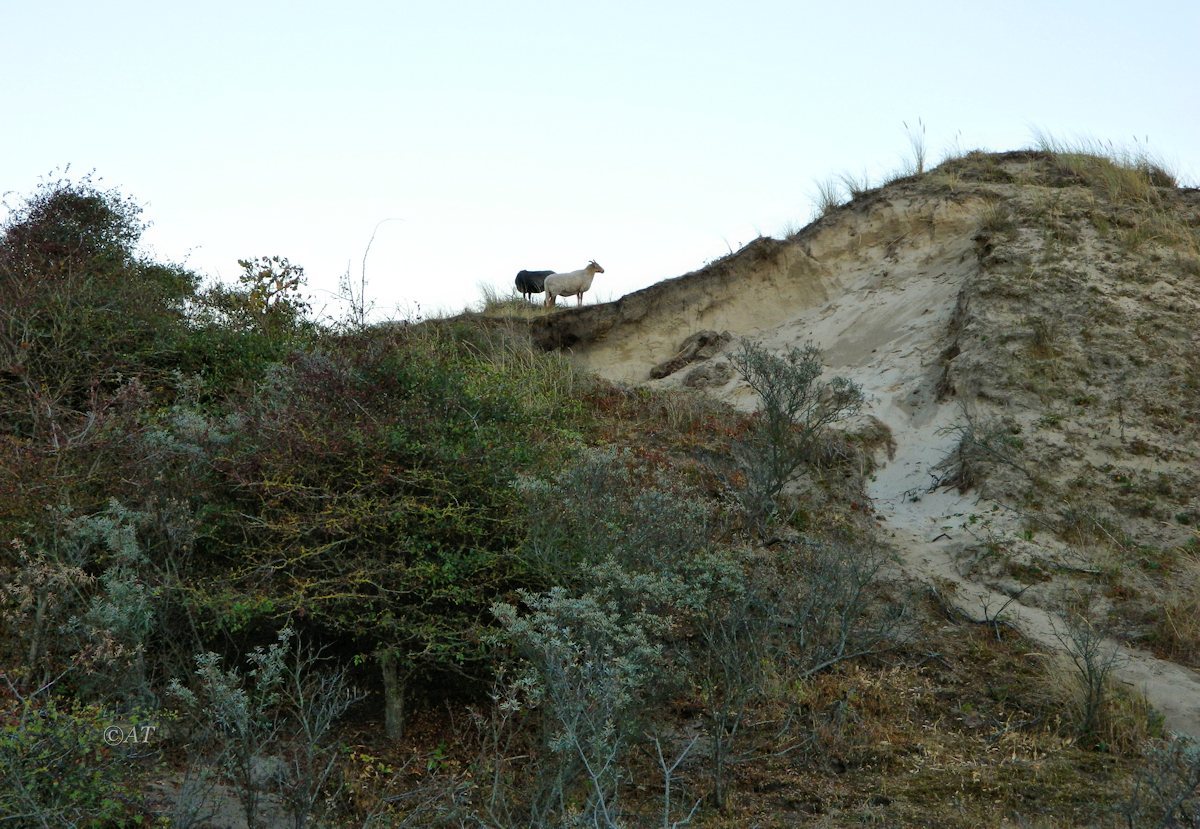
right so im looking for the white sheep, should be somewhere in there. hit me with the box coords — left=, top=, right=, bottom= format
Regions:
left=544, top=260, right=605, bottom=308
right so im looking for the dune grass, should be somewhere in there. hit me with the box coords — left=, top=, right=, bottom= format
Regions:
left=1033, top=130, right=1178, bottom=201
left=1032, top=130, right=1199, bottom=257
left=473, top=281, right=550, bottom=318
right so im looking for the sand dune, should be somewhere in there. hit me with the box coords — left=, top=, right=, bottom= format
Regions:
left=534, top=152, right=1200, bottom=737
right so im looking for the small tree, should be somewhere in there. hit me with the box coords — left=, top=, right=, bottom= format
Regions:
left=729, top=340, right=864, bottom=531
left=0, top=175, right=198, bottom=443
left=205, top=326, right=589, bottom=739
left=694, top=566, right=771, bottom=810
left=493, top=448, right=737, bottom=825
left=235, top=256, right=311, bottom=324
left=695, top=539, right=896, bottom=810
left=1051, top=609, right=1121, bottom=743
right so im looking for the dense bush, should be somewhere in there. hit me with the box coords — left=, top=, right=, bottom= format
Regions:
left=517, top=445, right=713, bottom=583
left=198, top=324, right=587, bottom=737
left=1121, top=736, right=1200, bottom=826
left=0, top=175, right=199, bottom=441
left=0, top=174, right=951, bottom=823
left=0, top=501, right=159, bottom=705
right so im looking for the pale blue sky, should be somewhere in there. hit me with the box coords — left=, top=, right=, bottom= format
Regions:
left=3, top=1, right=1197, bottom=318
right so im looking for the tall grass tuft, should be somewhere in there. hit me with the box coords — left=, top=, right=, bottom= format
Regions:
left=812, top=177, right=844, bottom=218
left=839, top=170, right=874, bottom=200
left=903, top=118, right=927, bottom=176
left=464, top=319, right=590, bottom=422
left=1154, top=552, right=1200, bottom=663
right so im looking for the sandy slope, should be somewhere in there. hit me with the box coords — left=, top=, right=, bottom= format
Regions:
left=546, top=182, right=1200, bottom=738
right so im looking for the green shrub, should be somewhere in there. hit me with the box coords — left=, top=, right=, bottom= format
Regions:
left=1, top=501, right=156, bottom=703
left=518, top=446, right=711, bottom=583
left=1120, top=737, right=1200, bottom=826
left=491, top=447, right=739, bottom=823
left=0, top=697, right=148, bottom=826
left=494, top=588, right=668, bottom=824
left=169, top=627, right=364, bottom=829
left=729, top=340, right=864, bottom=531
left=170, top=630, right=291, bottom=829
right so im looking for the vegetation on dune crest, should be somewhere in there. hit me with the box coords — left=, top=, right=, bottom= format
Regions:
left=1, top=159, right=1197, bottom=826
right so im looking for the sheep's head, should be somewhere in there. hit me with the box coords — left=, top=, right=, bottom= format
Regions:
left=588, top=260, right=605, bottom=274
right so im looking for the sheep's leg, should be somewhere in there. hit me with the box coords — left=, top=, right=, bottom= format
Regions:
left=576, top=293, right=583, bottom=307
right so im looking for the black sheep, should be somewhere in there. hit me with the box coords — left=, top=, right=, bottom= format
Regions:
left=515, top=269, right=554, bottom=302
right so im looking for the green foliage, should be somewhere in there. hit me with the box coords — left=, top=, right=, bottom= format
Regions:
left=0, top=697, right=147, bottom=826
left=170, top=628, right=292, bottom=829
left=181, top=256, right=317, bottom=397
left=1, top=501, right=157, bottom=702
left=518, top=446, right=712, bottom=583
left=0, top=539, right=94, bottom=694
left=495, top=587, right=670, bottom=824
left=730, top=340, right=865, bottom=531
left=202, top=324, right=587, bottom=712
left=0, top=174, right=200, bottom=442
left=1121, top=737, right=1200, bottom=826
left=770, top=538, right=896, bottom=675
left=236, top=255, right=310, bottom=320
left=169, top=627, right=366, bottom=829
left=1033, top=131, right=1176, bottom=204
left=0, top=171, right=143, bottom=277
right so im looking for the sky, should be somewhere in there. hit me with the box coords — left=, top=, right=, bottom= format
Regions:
left=3, top=1, right=1198, bottom=319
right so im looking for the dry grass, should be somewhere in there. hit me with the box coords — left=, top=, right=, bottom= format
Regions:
left=812, top=177, right=844, bottom=218
left=474, top=282, right=552, bottom=318
left=978, top=198, right=1017, bottom=238
left=838, top=170, right=874, bottom=200
left=1152, top=552, right=1200, bottom=665
left=1025, top=313, right=1063, bottom=358
left=698, top=621, right=1152, bottom=827
left=902, top=117, right=927, bottom=176
left=1034, top=648, right=1161, bottom=755
left=1115, top=207, right=1200, bottom=256
left=1033, top=130, right=1176, bottom=204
